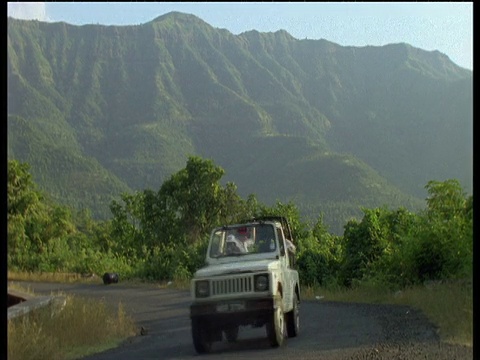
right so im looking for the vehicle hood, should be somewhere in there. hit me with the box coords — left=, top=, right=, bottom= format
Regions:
left=194, top=259, right=280, bottom=278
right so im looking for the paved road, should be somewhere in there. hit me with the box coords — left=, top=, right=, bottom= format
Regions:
left=11, top=281, right=473, bottom=359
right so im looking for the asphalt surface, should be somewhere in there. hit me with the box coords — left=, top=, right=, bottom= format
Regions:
left=10, top=281, right=473, bottom=360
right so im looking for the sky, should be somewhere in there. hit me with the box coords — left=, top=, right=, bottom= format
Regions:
left=7, top=2, right=473, bottom=70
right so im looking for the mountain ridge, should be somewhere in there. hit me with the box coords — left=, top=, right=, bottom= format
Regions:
left=7, top=12, right=472, bottom=233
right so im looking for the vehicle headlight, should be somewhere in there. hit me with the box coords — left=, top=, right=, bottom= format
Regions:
left=254, top=274, right=269, bottom=292
left=195, top=280, right=210, bottom=298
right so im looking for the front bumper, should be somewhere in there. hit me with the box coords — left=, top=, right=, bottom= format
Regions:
left=190, top=296, right=280, bottom=326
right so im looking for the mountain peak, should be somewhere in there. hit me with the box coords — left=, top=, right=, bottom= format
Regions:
left=149, top=11, right=206, bottom=25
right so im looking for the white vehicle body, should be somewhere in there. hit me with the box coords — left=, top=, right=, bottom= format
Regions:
left=189, top=217, right=300, bottom=354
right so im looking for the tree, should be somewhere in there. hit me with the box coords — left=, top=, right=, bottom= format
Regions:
left=156, top=156, right=226, bottom=244
left=425, top=179, right=468, bottom=221
left=109, top=192, right=145, bottom=258
left=296, top=213, right=342, bottom=286
left=7, top=160, right=45, bottom=268
left=340, top=208, right=390, bottom=286
left=7, top=160, right=43, bottom=218
left=8, top=160, right=81, bottom=271
left=411, top=179, right=473, bottom=281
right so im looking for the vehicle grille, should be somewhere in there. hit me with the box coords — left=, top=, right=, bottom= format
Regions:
left=211, top=276, right=253, bottom=296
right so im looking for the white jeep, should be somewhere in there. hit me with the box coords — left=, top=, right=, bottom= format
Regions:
left=189, top=216, right=300, bottom=354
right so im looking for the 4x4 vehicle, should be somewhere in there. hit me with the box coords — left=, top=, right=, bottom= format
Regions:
left=190, top=216, right=300, bottom=354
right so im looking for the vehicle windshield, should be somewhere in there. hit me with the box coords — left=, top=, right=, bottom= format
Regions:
left=209, top=224, right=277, bottom=258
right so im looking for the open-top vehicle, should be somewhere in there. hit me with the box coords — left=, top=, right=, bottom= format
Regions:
left=189, top=216, right=300, bottom=354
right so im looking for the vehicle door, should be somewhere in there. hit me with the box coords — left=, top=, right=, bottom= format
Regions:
left=276, top=227, right=293, bottom=311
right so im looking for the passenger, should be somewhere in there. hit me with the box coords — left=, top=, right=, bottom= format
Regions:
left=237, top=228, right=254, bottom=252
left=286, top=239, right=296, bottom=253
left=238, top=234, right=254, bottom=252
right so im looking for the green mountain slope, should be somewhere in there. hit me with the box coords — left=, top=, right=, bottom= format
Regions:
left=8, top=115, right=131, bottom=218
left=7, top=13, right=472, bottom=233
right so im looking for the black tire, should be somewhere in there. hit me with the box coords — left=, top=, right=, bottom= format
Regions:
left=266, top=304, right=286, bottom=347
left=286, top=296, right=299, bottom=338
left=191, top=319, right=212, bottom=354
left=224, top=325, right=239, bottom=342
left=103, top=272, right=113, bottom=285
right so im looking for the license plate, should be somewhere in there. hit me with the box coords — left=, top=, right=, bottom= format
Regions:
left=216, top=301, right=245, bottom=312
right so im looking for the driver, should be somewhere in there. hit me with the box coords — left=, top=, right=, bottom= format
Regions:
left=226, top=232, right=253, bottom=253
left=226, top=234, right=243, bottom=253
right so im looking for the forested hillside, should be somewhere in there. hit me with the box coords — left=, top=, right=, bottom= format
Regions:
left=8, top=157, right=473, bottom=291
left=7, top=12, right=472, bottom=233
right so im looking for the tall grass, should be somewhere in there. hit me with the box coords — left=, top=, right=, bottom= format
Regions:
left=301, top=278, right=473, bottom=347
left=8, top=271, right=102, bottom=284
left=8, top=289, right=137, bottom=360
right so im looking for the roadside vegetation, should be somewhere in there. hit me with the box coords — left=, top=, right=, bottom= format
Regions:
left=7, top=284, right=137, bottom=360
left=7, top=157, right=473, bottom=356
left=301, top=279, right=472, bottom=347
